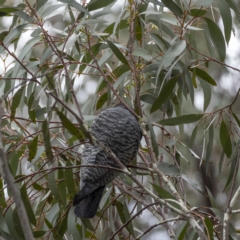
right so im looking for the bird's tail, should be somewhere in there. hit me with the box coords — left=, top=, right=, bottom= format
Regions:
left=73, top=185, right=105, bottom=218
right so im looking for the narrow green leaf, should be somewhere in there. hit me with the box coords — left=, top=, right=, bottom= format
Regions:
left=106, top=40, right=129, bottom=66
left=115, top=200, right=134, bottom=235
left=3, top=24, right=26, bottom=47
left=20, top=183, right=36, bottom=226
left=123, top=201, right=135, bottom=237
left=190, top=124, right=198, bottom=148
left=135, top=16, right=143, bottom=42
left=115, top=201, right=126, bottom=224
left=189, top=9, right=207, bottom=17
left=58, top=168, right=66, bottom=208
left=12, top=208, right=24, bottom=239
left=206, top=187, right=217, bottom=208
left=223, top=139, right=240, bottom=191
left=206, top=124, right=214, bottom=172
left=57, top=209, right=69, bottom=236
left=18, top=36, right=41, bottom=61
left=87, top=0, right=116, bottom=11
left=0, top=5, right=22, bottom=16
left=59, top=0, right=90, bottom=16
left=112, top=64, right=130, bottom=78
left=232, top=112, right=240, bottom=127
left=96, top=92, right=107, bottom=110
left=81, top=218, right=94, bottom=231
left=220, top=120, right=232, bottom=158
left=158, top=114, right=203, bottom=126
left=217, top=0, right=232, bottom=44
left=28, top=135, right=38, bottom=161
left=204, top=217, right=214, bottom=240
left=0, top=179, right=6, bottom=208
left=150, top=183, right=180, bottom=209
left=33, top=231, right=46, bottom=238
left=204, top=18, right=226, bottom=61
left=140, top=94, right=155, bottom=104
left=67, top=209, right=81, bottom=239
left=5, top=208, right=22, bottom=240
left=65, top=160, right=76, bottom=198
left=56, top=110, right=86, bottom=142
left=10, top=87, right=24, bottom=120
left=14, top=11, right=34, bottom=23
left=181, top=174, right=205, bottom=195
left=199, top=78, right=211, bottom=111
left=147, top=118, right=159, bottom=158
left=79, top=43, right=102, bottom=72
left=161, top=0, right=183, bottom=17
left=28, top=91, right=36, bottom=123
left=44, top=217, right=54, bottom=229
left=42, top=119, right=53, bottom=162
left=225, top=0, right=239, bottom=15
left=189, top=67, right=217, bottom=86
left=157, top=162, right=180, bottom=177
left=175, top=221, right=189, bottom=240
left=104, top=19, right=128, bottom=35
left=151, top=77, right=177, bottom=113
left=9, top=151, right=22, bottom=176
left=229, top=222, right=239, bottom=239
left=48, top=172, right=61, bottom=202
left=32, top=182, right=45, bottom=191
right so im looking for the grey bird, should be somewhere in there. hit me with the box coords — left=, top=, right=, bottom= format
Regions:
left=73, top=103, right=142, bottom=218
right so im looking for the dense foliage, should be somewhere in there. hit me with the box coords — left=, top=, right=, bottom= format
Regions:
left=0, top=0, right=240, bottom=239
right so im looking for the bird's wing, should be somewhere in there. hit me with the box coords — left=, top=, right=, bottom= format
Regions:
left=80, top=107, right=141, bottom=186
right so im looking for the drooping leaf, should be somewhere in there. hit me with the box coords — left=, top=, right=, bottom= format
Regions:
left=5, top=208, right=22, bottom=240
left=232, top=112, right=240, bottom=127
left=10, top=87, right=24, bottom=120
left=205, top=124, right=214, bottom=172
left=181, top=174, right=205, bottom=195
left=151, top=77, right=177, bottom=113
left=28, top=91, right=36, bottom=123
left=189, top=67, right=217, bottom=86
left=42, top=119, right=53, bottom=162
left=147, top=118, right=159, bottom=158
left=150, top=183, right=180, bottom=209
left=157, top=162, right=180, bottom=177
left=59, top=0, right=90, bottom=16
left=189, top=9, right=207, bottom=17
left=20, top=183, right=36, bottom=226
left=220, top=120, right=232, bottom=158
left=158, top=114, right=203, bottom=126
left=28, top=135, right=38, bottom=161
left=175, top=221, right=189, bottom=240
left=190, top=124, right=198, bottom=148
left=161, top=0, right=183, bottom=17
left=58, top=168, right=66, bottom=208
left=123, top=201, right=135, bottom=236
left=0, top=5, right=23, bottom=16
left=87, top=0, right=116, bottom=11
left=199, top=78, right=211, bottom=111
left=223, top=139, right=240, bottom=191
left=48, top=171, right=62, bottom=202
left=140, top=94, right=155, bottom=104
left=217, top=0, right=232, bottom=44
left=204, top=217, right=214, bottom=240
left=56, top=110, right=86, bottom=142
left=106, top=40, right=129, bottom=66
left=96, top=92, right=107, bottom=110
left=65, top=160, right=76, bottom=198
left=204, top=17, right=226, bottom=61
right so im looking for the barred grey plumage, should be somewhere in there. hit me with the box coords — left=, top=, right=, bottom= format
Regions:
left=73, top=103, right=142, bottom=218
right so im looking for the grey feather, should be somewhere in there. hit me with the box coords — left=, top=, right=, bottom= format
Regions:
left=73, top=103, right=142, bottom=218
